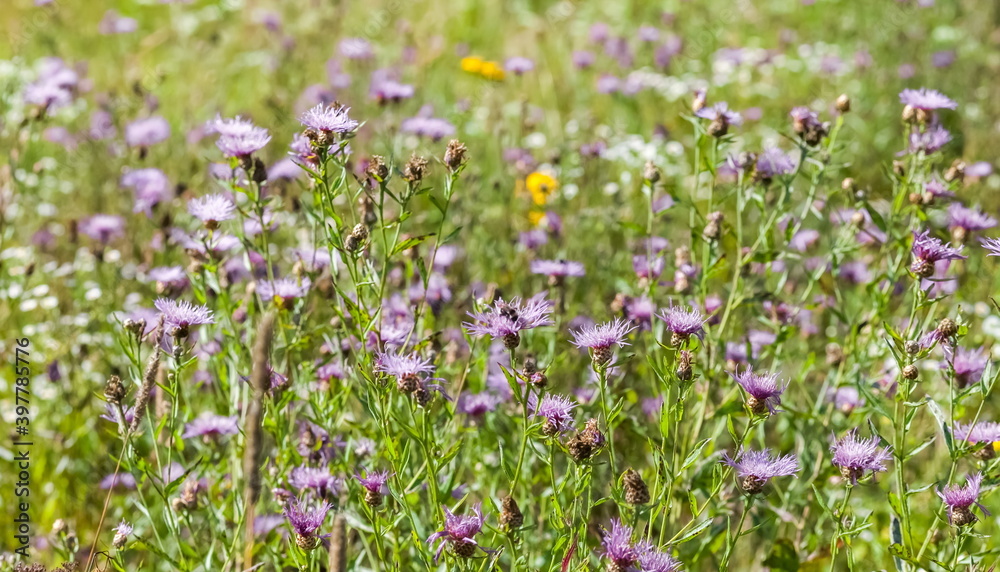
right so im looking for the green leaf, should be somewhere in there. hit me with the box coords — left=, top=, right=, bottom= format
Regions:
left=762, top=538, right=799, bottom=572
left=925, top=398, right=954, bottom=456
left=392, top=233, right=435, bottom=256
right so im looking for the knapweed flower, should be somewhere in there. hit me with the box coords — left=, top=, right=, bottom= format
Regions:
left=79, top=214, right=125, bottom=244
left=981, top=236, right=1000, bottom=257
left=457, top=391, right=502, bottom=418
left=695, top=102, right=743, bottom=137
left=945, top=347, right=989, bottom=388
left=635, top=541, right=682, bottom=572
left=206, top=114, right=271, bottom=159
left=154, top=298, right=214, bottom=338
left=570, top=318, right=637, bottom=367
left=755, top=147, right=796, bottom=180
left=187, top=194, right=236, bottom=230
left=953, top=422, right=1000, bottom=460
left=112, top=520, right=132, bottom=550
left=182, top=413, right=239, bottom=441
left=938, top=473, right=989, bottom=526
left=900, top=88, right=957, bottom=111
left=722, top=449, right=799, bottom=494
left=531, top=393, right=577, bottom=436
left=907, top=124, right=951, bottom=154
left=283, top=497, right=331, bottom=550
left=125, top=116, right=170, bottom=148
left=427, top=503, right=486, bottom=560
left=526, top=172, right=559, bottom=205
left=505, top=56, right=534, bottom=75
left=831, top=430, right=892, bottom=484
left=339, top=37, right=373, bottom=60
left=375, top=351, right=435, bottom=393
left=257, top=277, right=311, bottom=310
left=730, top=366, right=786, bottom=415
left=910, top=229, right=966, bottom=277
left=299, top=103, right=359, bottom=139
left=463, top=295, right=554, bottom=349
left=288, top=465, right=342, bottom=499
left=657, top=305, right=707, bottom=346
left=600, top=518, right=638, bottom=571
left=948, top=203, right=997, bottom=242
left=531, top=259, right=585, bottom=283
left=355, top=469, right=392, bottom=508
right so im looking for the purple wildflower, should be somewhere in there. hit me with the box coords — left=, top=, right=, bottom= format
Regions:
left=899, top=88, right=957, bottom=110
left=953, top=422, right=1000, bottom=446
left=635, top=540, right=682, bottom=572
left=531, top=393, right=577, bottom=436
left=299, top=103, right=359, bottom=134
left=924, top=177, right=955, bottom=200
left=756, top=147, right=796, bottom=179
left=355, top=469, right=392, bottom=496
left=570, top=318, right=637, bottom=366
left=910, top=229, right=966, bottom=277
left=695, top=102, right=743, bottom=135
left=257, top=277, right=311, bottom=309
left=948, top=203, right=997, bottom=241
left=505, top=57, right=535, bottom=75
left=187, top=194, right=236, bottom=229
left=945, top=347, right=989, bottom=387
left=601, top=519, right=638, bottom=571
left=79, top=214, right=125, bottom=243
left=657, top=305, right=707, bottom=346
left=427, top=503, right=486, bottom=560
left=339, top=37, right=374, bottom=60
left=530, top=259, right=585, bottom=279
left=182, top=413, right=239, bottom=440
left=730, top=366, right=786, bottom=415
left=908, top=124, right=952, bottom=154
left=633, top=255, right=665, bottom=279
left=125, top=116, right=170, bottom=148
left=831, top=430, right=892, bottom=484
left=121, top=168, right=170, bottom=217
left=982, top=237, right=1000, bottom=257
left=457, top=391, right=502, bottom=417
left=937, top=473, right=989, bottom=526
left=463, top=295, right=554, bottom=349
left=112, top=520, right=133, bottom=549
left=400, top=116, right=456, bottom=141
left=722, top=449, right=799, bottom=494
left=288, top=466, right=342, bottom=499
left=154, top=298, right=214, bottom=336
left=283, top=497, right=332, bottom=549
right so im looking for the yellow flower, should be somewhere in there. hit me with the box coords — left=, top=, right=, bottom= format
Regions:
left=528, top=210, right=545, bottom=226
left=479, top=61, right=506, bottom=81
left=526, top=172, right=558, bottom=205
left=461, top=56, right=484, bottom=74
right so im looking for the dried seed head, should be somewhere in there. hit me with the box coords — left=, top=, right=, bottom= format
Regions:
left=104, top=375, right=126, bottom=404
left=414, top=384, right=433, bottom=407
left=359, top=195, right=378, bottom=228
left=850, top=211, right=866, bottom=228
left=951, top=507, right=977, bottom=527
left=403, top=154, right=429, bottom=183
left=802, top=123, right=827, bottom=146
left=582, top=418, right=605, bottom=448
left=530, top=371, right=548, bottom=388
left=676, top=350, right=693, bottom=381
left=123, top=319, right=146, bottom=337
left=622, top=469, right=650, bottom=505
left=499, top=495, right=524, bottom=530
left=836, top=94, right=851, bottom=113
left=703, top=211, right=724, bottom=240
left=567, top=434, right=594, bottom=462
left=366, top=155, right=389, bottom=181
left=346, top=224, right=369, bottom=252
left=892, top=160, right=906, bottom=178
left=112, top=529, right=128, bottom=550
left=305, top=127, right=334, bottom=148
left=643, top=160, right=661, bottom=184
left=692, top=90, right=707, bottom=112
left=945, top=159, right=966, bottom=183
left=674, top=245, right=691, bottom=267
left=911, top=258, right=935, bottom=278
left=707, top=117, right=729, bottom=138
left=444, top=139, right=468, bottom=172
left=52, top=519, right=67, bottom=536
left=452, top=540, right=477, bottom=558
left=973, top=446, right=996, bottom=461
left=826, top=343, right=844, bottom=366
left=746, top=395, right=769, bottom=416
left=937, top=318, right=958, bottom=338
left=902, top=364, right=919, bottom=380
left=904, top=340, right=920, bottom=355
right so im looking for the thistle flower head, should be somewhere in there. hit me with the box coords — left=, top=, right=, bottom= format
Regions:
left=830, top=430, right=892, bottom=484
left=463, top=294, right=554, bottom=348
left=910, top=229, right=966, bottom=276
left=730, top=366, right=786, bottom=415
left=181, top=412, right=239, bottom=440
left=288, top=466, right=343, bottom=499
left=427, top=503, right=485, bottom=560
left=283, top=496, right=332, bottom=542
left=899, top=88, right=957, bottom=110
left=945, top=346, right=989, bottom=387
left=571, top=317, right=637, bottom=350
left=601, top=518, right=638, bottom=570
left=634, top=540, right=682, bottom=572
left=948, top=203, right=997, bottom=235
left=79, top=214, right=126, bottom=243
left=187, top=194, right=236, bottom=227
left=258, top=277, right=311, bottom=308
left=112, top=520, right=133, bottom=549
left=657, top=305, right=707, bottom=345
left=531, top=393, right=577, bottom=435
left=937, top=473, right=989, bottom=526
left=954, top=422, right=1000, bottom=445
left=722, top=449, right=799, bottom=494
left=908, top=124, right=952, bottom=154
left=375, top=351, right=435, bottom=379
left=299, top=103, right=359, bottom=134
left=755, top=147, right=796, bottom=179
left=530, top=259, right=586, bottom=278
left=354, top=469, right=392, bottom=495
left=154, top=298, right=214, bottom=331
left=695, top=101, right=743, bottom=125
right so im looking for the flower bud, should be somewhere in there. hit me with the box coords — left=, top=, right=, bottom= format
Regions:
left=835, top=94, right=851, bottom=113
